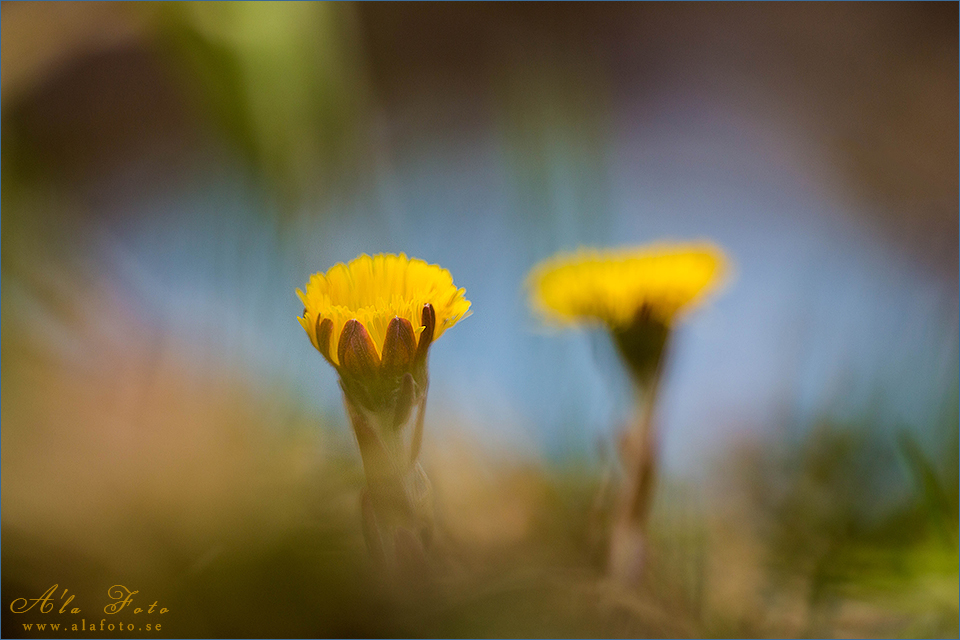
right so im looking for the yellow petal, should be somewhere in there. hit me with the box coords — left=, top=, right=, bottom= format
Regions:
left=528, top=242, right=730, bottom=328
left=298, top=253, right=471, bottom=365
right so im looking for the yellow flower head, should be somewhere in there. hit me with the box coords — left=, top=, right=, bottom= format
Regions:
left=528, top=242, right=729, bottom=329
left=297, top=253, right=471, bottom=367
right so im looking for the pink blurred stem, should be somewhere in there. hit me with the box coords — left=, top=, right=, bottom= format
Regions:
left=607, top=376, right=661, bottom=585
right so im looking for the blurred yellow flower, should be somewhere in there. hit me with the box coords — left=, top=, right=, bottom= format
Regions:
left=529, top=242, right=730, bottom=583
left=297, top=253, right=471, bottom=367
left=528, top=242, right=729, bottom=329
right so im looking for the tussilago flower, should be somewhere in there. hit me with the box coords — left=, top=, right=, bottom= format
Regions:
left=527, top=241, right=730, bottom=584
left=298, top=253, right=471, bottom=367
left=297, top=253, right=470, bottom=569
left=298, top=253, right=470, bottom=410
left=529, top=242, right=729, bottom=381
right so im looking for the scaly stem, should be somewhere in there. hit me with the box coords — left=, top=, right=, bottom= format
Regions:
left=345, top=394, right=434, bottom=575
left=607, top=375, right=661, bottom=585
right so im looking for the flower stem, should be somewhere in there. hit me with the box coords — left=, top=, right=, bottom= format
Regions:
left=608, top=374, right=661, bottom=585
left=345, top=394, right=434, bottom=576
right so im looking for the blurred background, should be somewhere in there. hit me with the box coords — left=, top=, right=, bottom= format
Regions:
left=2, top=2, right=957, bottom=637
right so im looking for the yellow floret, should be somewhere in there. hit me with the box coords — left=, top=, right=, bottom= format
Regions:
left=297, top=253, right=471, bottom=365
left=529, top=242, right=729, bottom=328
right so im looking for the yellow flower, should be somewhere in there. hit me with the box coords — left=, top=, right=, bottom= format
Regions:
left=528, top=242, right=729, bottom=329
left=297, top=253, right=471, bottom=368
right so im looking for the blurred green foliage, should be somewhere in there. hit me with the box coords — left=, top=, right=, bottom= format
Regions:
left=742, top=386, right=959, bottom=637
left=154, top=1, right=371, bottom=206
